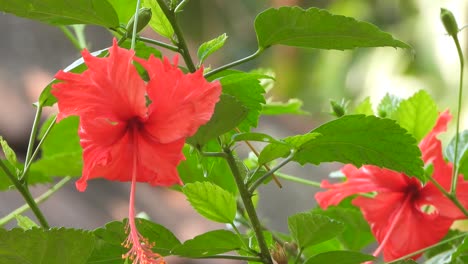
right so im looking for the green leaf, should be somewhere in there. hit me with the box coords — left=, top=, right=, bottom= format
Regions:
left=258, top=133, right=320, bottom=164
left=197, top=33, right=228, bottom=64
left=288, top=212, right=344, bottom=249
left=446, top=130, right=468, bottom=179
left=394, top=90, right=438, bottom=141
left=30, top=116, right=82, bottom=177
left=15, top=215, right=39, bottom=230
left=260, top=115, right=424, bottom=179
left=142, top=0, right=174, bottom=39
left=172, top=230, right=242, bottom=257
left=108, top=0, right=137, bottom=24
left=0, top=136, right=17, bottom=165
left=232, top=132, right=282, bottom=144
left=377, top=93, right=401, bottom=118
left=0, top=0, right=119, bottom=27
left=182, top=182, right=237, bottom=223
left=390, top=260, right=418, bottom=264
left=261, top=98, right=308, bottom=115
left=0, top=228, right=95, bottom=264
left=304, top=251, right=374, bottom=264
left=187, top=94, right=248, bottom=148
left=219, top=73, right=266, bottom=130
left=255, top=7, right=410, bottom=50
left=312, top=206, right=373, bottom=251
left=89, top=219, right=180, bottom=263
left=177, top=144, right=237, bottom=194
left=353, top=97, right=374, bottom=116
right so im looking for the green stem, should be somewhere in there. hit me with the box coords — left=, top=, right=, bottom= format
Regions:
left=197, top=255, right=262, bottom=262
left=248, top=153, right=294, bottom=193
left=428, top=176, right=468, bottom=217
left=72, top=25, right=87, bottom=50
left=0, top=177, right=71, bottom=226
left=204, top=48, right=264, bottom=78
left=22, top=116, right=57, bottom=180
left=385, top=232, right=468, bottom=264
left=450, top=34, right=465, bottom=195
left=201, top=151, right=228, bottom=158
left=230, top=222, right=253, bottom=254
left=131, top=0, right=142, bottom=50
left=136, top=36, right=179, bottom=52
left=275, top=172, right=322, bottom=187
left=0, top=160, right=49, bottom=228
left=294, top=248, right=304, bottom=264
left=155, top=0, right=196, bottom=72
left=224, top=148, right=273, bottom=264
left=59, top=26, right=82, bottom=51
left=22, top=105, right=42, bottom=183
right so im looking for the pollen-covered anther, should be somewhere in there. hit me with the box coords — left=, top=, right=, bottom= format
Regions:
left=122, top=229, right=165, bottom=264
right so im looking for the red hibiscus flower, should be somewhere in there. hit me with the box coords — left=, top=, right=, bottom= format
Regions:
left=52, top=39, right=221, bottom=263
left=315, top=111, right=468, bottom=261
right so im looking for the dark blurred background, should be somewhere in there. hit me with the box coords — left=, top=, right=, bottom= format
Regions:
left=0, top=0, right=467, bottom=263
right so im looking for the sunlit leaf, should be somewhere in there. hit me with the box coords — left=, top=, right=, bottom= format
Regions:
left=197, top=33, right=228, bottom=64
left=183, top=182, right=237, bottom=223
left=446, top=130, right=468, bottom=179
left=255, top=7, right=411, bottom=50
left=142, top=0, right=174, bottom=39
left=262, top=98, right=308, bottom=115
left=394, top=90, right=438, bottom=141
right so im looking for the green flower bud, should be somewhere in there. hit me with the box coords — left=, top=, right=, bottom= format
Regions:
left=126, top=8, right=152, bottom=37
left=330, top=100, right=346, bottom=117
left=440, top=8, right=459, bottom=36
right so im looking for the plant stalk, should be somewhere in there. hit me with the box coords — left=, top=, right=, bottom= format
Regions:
left=224, top=148, right=273, bottom=264
left=0, top=160, right=49, bottom=228
left=22, top=105, right=43, bottom=183
left=204, top=48, right=263, bottom=78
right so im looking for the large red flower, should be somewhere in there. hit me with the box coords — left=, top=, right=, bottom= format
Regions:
left=52, top=39, right=221, bottom=263
left=315, top=111, right=468, bottom=261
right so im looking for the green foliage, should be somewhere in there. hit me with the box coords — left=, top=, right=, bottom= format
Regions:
left=254, top=7, right=411, bottom=50
left=197, top=33, right=228, bottom=65
left=394, top=90, right=438, bottom=142
left=142, top=0, right=174, bottom=39
left=0, top=136, right=17, bottom=166
left=177, top=145, right=237, bottom=194
left=188, top=94, right=248, bottom=148
left=312, top=205, right=374, bottom=251
left=377, top=93, right=401, bottom=118
left=304, top=251, right=374, bottom=264
left=218, top=73, right=266, bottom=130
left=260, top=115, right=424, bottom=179
left=353, top=97, right=374, bottom=116
left=232, top=132, right=282, bottom=144
left=446, top=130, right=468, bottom=179
left=30, top=116, right=82, bottom=177
left=15, top=215, right=39, bottom=230
left=0, top=228, right=95, bottom=264
left=108, top=0, right=137, bottom=24
left=182, top=182, right=237, bottom=223
left=0, top=0, right=119, bottom=27
left=261, top=98, right=308, bottom=115
left=172, top=230, right=243, bottom=257
left=288, top=212, right=344, bottom=250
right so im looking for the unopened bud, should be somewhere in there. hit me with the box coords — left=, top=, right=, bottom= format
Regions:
left=271, top=243, right=287, bottom=264
left=440, top=8, right=459, bottom=36
left=126, top=8, right=152, bottom=37
left=330, top=100, right=346, bottom=117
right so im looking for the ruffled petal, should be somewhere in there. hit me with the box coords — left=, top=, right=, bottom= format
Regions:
left=52, top=39, right=147, bottom=122
left=135, top=56, right=222, bottom=143
left=315, top=165, right=409, bottom=209
left=354, top=193, right=453, bottom=261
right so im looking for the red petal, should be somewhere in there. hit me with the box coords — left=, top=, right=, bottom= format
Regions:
left=52, top=39, right=147, bottom=123
left=354, top=193, right=453, bottom=261
left=315, top=165, right=409, bottom=209
left=135, top=56, right=222, bottom=143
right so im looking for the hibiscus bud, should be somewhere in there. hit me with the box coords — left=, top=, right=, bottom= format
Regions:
left=330, top=99, right=346, bottom=117
left=440, top=8, right=459, bottom=36
left=126, top=8, right=152, bottom=37
left=271, top=243, right=287, bottom=264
